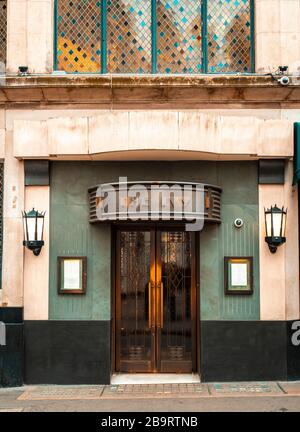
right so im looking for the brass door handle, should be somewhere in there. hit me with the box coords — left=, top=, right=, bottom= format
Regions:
left=160, top=282, right=164, bottom=329
left=148, top=282, right=152, bottom=328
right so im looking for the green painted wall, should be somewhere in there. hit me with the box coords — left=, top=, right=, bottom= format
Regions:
left=49, top=161, right=259, bottom=321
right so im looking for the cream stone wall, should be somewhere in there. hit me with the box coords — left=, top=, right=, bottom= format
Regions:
left=12, top=111, right=294, bottom=159
left=259, top=183, right=285, bottom=321
left=0, top=110, right=5, bottom=305
left=259, top=161, right=300, bottom=320
left=1, top=131, right=24, bottom=307
left=256, top=0, right=300, bottom=73
left=23, top=186, right=49, bottom=320
left=0, top=110, right=5, bottom=159
left=7, top=0, right=53, bottom=74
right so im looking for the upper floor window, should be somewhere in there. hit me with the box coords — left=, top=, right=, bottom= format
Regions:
left=55, top=0, right=254, bottom=74
left=0, top=0, right=6, bottom=71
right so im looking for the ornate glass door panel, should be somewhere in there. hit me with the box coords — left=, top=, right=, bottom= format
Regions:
left=115, top=228, right=196, bottom=373
left=116, top=230, right=155, bottom=372
left=157, top=231, right=194, bottom=373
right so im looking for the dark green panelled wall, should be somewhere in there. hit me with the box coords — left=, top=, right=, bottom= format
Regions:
left=49, top=161, right=260, bottom=321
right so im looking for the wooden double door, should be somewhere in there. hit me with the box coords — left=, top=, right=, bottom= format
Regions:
left=115, top=228, right=197, bottom=373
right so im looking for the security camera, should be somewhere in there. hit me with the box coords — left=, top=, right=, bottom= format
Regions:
left=278, top=66, right=288, bottom=74
left=278, top=76, right=290, bottom=86
left=234, top=218, right=244, bottom=229
left=18, top=66, right=29, bottom=76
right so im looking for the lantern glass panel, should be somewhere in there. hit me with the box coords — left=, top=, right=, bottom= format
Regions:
left=26, top=217, right=36, bottom=242
left=265, top=212, right=272, bottom=237
left=272, top=212, right=282, bottom=237
left=23, top=216, right=28, bottom=242
left=37, top=216, right=44, bottom=241
left=281, top=212, right=287, bottom=237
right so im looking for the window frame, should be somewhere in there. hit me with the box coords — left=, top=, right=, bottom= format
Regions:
left=54, top=0, right=255, bottom=75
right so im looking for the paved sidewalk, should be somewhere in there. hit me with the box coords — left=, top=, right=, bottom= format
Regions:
left=0, top=382, right=300, bottom=412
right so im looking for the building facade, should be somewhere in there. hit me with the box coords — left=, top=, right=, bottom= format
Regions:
left=1, top=0, right=300, bottom=386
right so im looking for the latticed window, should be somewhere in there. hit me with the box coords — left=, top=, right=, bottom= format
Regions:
left=0, top=0, right=7, bottom=70
left=55, top=0, right=254, bottom=74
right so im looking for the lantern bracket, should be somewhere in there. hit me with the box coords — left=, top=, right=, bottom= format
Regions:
left=22, top=240, right=45, bottom=256
left=265, top=236, right=286, bottom=254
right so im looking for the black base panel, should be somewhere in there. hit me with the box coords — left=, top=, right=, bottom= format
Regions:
left=0, top=307, right=24, bottom=387
left=1, top=318, right=299, bottom=385
left=0, top=307, right=23, bottom=323
left=287, top=320, right=300, bottom=381
left=24, top=321, right=111, bottom=385
left=200, top=321, right=288, bottom=382
left=0, top=324, right=24, bottom=387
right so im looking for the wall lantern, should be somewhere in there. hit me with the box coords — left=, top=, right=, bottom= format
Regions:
left=22, top=208, right=45, bottom=256
left=264, top=205, right=287, bottom=254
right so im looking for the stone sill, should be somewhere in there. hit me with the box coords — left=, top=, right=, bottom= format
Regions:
left=1, top=74, right=299, bottom=105
left=0, top=73, right=279, bottom=88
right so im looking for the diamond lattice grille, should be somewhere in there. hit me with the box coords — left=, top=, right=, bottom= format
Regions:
left=0, top=1, right=7, bottom=69
left=207, top=0, right=252, bottom=73
left=55, top=0, right=253, bottom=73
left=57, top=0, right=101, bottom=73
left=107, top=0, right=152, bottom=73
left=157, top=0, right=202, bottom=74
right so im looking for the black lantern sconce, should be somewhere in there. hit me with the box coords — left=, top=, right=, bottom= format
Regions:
left=264, top=205, right=287, bottom=254
left=22, top=208, right=45, bottom=256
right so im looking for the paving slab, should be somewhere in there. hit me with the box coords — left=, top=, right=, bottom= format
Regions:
left=278, top=382, right=300, bottom=395
left=0, top=408, right=24, bottom=412
left=209, top=382, right=284, bottom=397
left=1, top=383, right=300, bottom=411
left=101, top=383, right=210, bottom=399
left=18, top=385, right=105, bottom=401
left=11, top=381, right=300, bottom=403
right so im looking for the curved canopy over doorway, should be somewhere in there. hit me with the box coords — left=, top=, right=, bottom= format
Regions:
left=88, top=180, right=222, bottom=225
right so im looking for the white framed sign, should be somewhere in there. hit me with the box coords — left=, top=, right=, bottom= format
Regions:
left=224, top=257, right=253, bottom=295
left=58, top=257, right=87, bottom=294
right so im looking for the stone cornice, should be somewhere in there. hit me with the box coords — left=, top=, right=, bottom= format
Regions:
left=0, top=74, right=278, bottom=87
left=0, top=74, right=300, bottom=105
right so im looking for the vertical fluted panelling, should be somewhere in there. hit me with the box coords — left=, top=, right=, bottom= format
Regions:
left=219, top=208, right=260, bottom=320
left=49, top=160, right=259, bottom=321
left=49, top=162, right=112, bottom=321
left=200, top=160, right=259, bottom=320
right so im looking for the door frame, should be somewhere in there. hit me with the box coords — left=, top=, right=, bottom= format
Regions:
left=111, top=223, right=200, bottom=375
